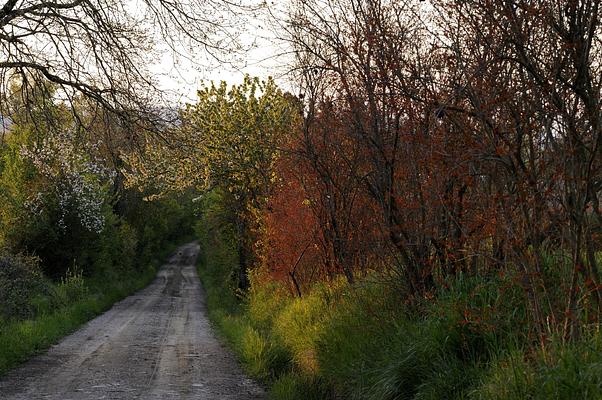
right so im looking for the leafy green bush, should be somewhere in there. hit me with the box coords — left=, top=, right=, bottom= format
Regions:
left=0, top=252, right=49, bottom=320
left=117, top=222, right=138, bottom=271
left=271, top=284, right=333, bottom=375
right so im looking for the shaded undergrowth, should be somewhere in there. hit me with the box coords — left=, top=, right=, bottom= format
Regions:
left=0, top=240, right=184, bottom=375
left=197, top=230, right=602, bottom=400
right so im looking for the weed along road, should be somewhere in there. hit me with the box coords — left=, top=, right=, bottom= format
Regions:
left=0, top=242, right=265, bottom=400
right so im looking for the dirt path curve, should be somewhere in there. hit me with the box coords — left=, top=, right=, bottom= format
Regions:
left=0, top=242, right=265, bottom=400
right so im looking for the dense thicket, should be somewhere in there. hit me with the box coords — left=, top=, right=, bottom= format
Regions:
left=266, top=0, right=601, bottom=342
left=0, top=79, right=195, bottom=323
left=157, top=0, right=602, bottom=398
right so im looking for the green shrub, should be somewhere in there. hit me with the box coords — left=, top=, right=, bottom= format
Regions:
left=234, top=318, right=289, bottom=380
left=117, top=222, right=138, bottom=271
left=272, top=287, right=329, bottom=375
left=0, top=252, right=49, bottom=320
left=247, top=277, right=288, bottom=331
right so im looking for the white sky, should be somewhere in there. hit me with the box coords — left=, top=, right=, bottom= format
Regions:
left=148, top=8, right=294, bottom=105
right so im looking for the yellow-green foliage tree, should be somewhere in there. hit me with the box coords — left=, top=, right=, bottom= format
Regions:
left=127, top=76, right=301, bottom=289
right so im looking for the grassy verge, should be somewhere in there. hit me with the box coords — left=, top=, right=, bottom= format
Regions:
left=197, top=236, right=602, bottom=399
left=0, top=240, right=182, bottom=376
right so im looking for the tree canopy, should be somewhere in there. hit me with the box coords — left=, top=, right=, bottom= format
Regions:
left=0, top=0, right=258, bottom=124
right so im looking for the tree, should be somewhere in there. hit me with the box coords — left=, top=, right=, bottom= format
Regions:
left=434, top=0, right=602, bottom=341
left=286, top=0, right=448, bottom=293
left=282, top=0, right=601, bottom=340
left=0, top=81, right=119, bottom=277
left=127, top=76, right=301, bottom=289
left=0, top=0, right=259, bottom=126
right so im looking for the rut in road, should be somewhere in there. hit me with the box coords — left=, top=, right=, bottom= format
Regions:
left=0, top=242, right=265, bottom=400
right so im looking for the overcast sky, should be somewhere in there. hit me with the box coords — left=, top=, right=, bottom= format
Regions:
left=149, top=6, right=294, bottom=104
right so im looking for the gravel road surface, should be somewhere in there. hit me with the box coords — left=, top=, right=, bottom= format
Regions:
left=0, top=242, right=265, bottom=399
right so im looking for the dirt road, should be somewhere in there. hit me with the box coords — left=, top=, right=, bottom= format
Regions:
left=0, top=242, right=265, bottom=399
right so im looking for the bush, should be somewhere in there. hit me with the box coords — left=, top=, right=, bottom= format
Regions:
left=271, top=285, right=331, bottom=375
left=117, top=222, right=138, bottom=271
left=0, top=252, right=49, bottom=320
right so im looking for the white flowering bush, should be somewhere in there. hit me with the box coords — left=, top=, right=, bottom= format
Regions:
left=21, top=130, right=116, bottom=234
left=0, top=83, right=197, bottom=285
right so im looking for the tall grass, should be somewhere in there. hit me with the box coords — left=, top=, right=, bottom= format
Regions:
left=195, top=191, right=601, bottom=399
left=198, top=241, right=602, bottom=400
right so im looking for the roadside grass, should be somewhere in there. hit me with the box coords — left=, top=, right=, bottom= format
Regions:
left=473, top=331, right=602, bottom=400
left=0, top=240, right=183, bottom=376
left=197, top=235, right=602, bottom=400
